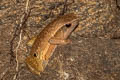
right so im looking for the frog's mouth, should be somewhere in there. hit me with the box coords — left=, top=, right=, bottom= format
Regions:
left=26, top=62, right=41, bottom=75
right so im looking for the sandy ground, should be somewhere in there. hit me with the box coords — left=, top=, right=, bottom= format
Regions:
left=0, top=0, right=120, bottom=80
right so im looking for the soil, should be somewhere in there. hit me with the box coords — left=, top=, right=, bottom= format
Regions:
left=0, top=0, right=120, bottom=80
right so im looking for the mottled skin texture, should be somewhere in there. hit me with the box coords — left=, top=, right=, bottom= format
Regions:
left=25, top=13, right=78, bottom=75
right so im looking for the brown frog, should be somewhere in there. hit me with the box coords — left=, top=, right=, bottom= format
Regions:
left=25, top=13, right=79, bottom=75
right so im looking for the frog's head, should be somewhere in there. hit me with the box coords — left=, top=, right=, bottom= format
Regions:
left=25, top=51, right=48, bottom=75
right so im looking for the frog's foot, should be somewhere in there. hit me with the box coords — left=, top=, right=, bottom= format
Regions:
left=27, top=36, right=37, bottom=47
left=49, top=37, right=72, bottom=45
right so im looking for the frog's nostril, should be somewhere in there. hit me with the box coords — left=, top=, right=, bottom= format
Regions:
left=33, top=53, right=37, bottom=57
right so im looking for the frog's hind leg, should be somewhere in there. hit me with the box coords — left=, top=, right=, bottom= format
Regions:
left=48, top=37, right=71, bottom=45
left=49, top=29, right=71, bottom=45
left=27, top=36, right=37, bottom=47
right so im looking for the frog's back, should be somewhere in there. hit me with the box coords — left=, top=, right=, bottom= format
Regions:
left=31, top=13, right=78, bottom=51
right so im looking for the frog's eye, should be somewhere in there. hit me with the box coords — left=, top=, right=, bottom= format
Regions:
left=65, top=23, right=71, bottom=28
left=33, top=53, right=37, bottom=57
